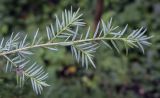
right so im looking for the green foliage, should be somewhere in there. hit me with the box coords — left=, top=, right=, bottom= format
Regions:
left=0, top=6, right=151, bottom=95
left=0, top=0, right=159, bottom=98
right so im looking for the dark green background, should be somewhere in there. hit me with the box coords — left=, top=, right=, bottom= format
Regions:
left=0, top=0, right=160, bottom=98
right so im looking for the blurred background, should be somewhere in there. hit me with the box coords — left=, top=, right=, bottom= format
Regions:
left=0, top=0, right=160, bottom=98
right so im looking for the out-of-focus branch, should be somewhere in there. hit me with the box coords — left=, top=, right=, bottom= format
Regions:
left=94, top=0, right=104, bottom=31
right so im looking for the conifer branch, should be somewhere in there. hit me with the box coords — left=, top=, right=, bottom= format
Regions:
left=0, top=7, right=152, bottom=95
